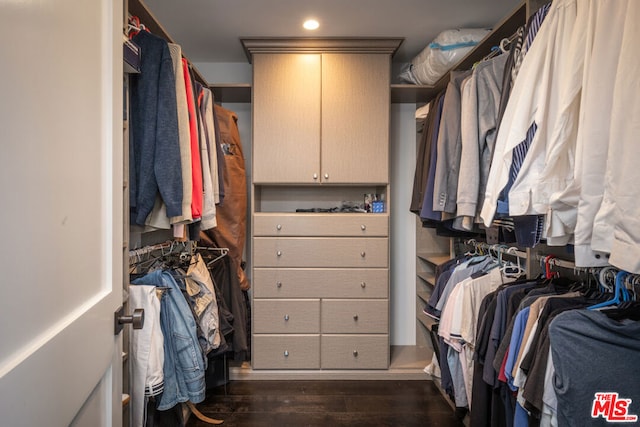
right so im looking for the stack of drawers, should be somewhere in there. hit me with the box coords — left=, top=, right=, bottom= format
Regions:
left=252, top=213, right=389, bottom=370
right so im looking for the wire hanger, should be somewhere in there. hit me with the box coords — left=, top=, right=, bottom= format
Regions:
left=195, top=246, right=230, bottom=267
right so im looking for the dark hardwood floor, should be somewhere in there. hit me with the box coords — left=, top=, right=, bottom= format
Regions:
left=186, top=380, right=466, bottom=427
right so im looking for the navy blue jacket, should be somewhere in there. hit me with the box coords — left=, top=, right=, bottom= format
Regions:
left=130, top=31, right=183, bottom=225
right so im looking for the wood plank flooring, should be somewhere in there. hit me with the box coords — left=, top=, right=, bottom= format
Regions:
left=186, top=380, right=465, bottom=427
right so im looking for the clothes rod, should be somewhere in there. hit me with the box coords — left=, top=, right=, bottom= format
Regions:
left=535, top=254, right=576, bottom=271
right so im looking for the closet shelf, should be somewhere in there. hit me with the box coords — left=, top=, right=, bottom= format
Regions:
left=417, top=252, right=450, bottom=266
left=417, top=291, right=431, bottom=304
left=391, top=1, right=526, bottom=104
left=128, top=0, right=208, bottom=87
left=417, top=271, right=436, bottom=286
left=210, top=83, right=251, bottom=103
left=390, top=82, right=447, bottom=104
left=417, top=310, right=438, bottom=331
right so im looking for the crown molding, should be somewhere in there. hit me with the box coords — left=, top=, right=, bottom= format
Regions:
left=241, top=37, right=404, bottom=63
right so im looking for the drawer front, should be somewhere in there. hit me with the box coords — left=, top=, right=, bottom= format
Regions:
left=253, top=335, right=320, bottom=369
left=253, top=268, right=388, bottom=298
left=254, top=214, right=388, bottom=237
left=253, top=237, right=388, bottom=268
left=321, top=335, right=389, bottom=369
left=321, top=300, right=388, bottom=333
left=253, top=299, right=320, bottom=333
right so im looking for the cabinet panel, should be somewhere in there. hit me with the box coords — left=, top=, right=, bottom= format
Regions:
left=253, top=53, right=321, bottom=183
left=321, top=300, right=388, bottom=333
left=253, top=335, right=320, bottom=369
left=253, top=237, right=388, bottom=268
left=253, top=268, right=388, bottom=298
left=253, top=299, right=320, bottom=333
left=321, top=53, right=390, bottom=184
left=321, top=335, right=389, bottom=369
left=253, top=213, right=388, bottom=236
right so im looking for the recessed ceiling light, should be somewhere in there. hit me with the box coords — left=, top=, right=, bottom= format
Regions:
left=303, top=19, right=319, bottom=30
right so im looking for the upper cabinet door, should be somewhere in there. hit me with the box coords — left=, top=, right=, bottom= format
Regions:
left=321, top=53, right=390, bottom=184
left=253, top=53, right=322, bottom=184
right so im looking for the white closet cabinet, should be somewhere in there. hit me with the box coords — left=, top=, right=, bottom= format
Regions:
left=246, top=38, right=401, bottom=372
left=252, top=53, right=321, bottom=184
left=251, top=40, right=397, bottom=184
left=321, top=53, right=390, bottom=184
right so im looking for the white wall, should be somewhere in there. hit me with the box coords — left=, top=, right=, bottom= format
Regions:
left=390, top=103, right=418, bottom=345
left=196, top=62, right=252, bottom=84
left=197, top=62, right=419, bottom=346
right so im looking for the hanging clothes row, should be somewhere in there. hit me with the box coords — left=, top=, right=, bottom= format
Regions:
left=127, top=15, right=249, bottom=291
left=427, top=247, right=640, bottom=427
left=411, top=3, right=548, bottom=244
left=411, top=0, right=640, bottom=274
left=423, top=242, right=528, bottom=415
left=127, top=241, right=242, bottom=427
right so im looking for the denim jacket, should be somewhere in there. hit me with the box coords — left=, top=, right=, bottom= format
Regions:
left=132, top=270, right=206, bottom=409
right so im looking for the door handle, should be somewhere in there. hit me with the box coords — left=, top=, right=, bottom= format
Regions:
left=114, top=306, right=145, bottom=335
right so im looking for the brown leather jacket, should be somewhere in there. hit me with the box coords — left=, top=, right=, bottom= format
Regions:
left=200, top=105, right=250, bottom=290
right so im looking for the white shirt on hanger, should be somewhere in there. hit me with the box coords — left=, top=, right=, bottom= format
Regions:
left=480, top=0, right=578, bottom=225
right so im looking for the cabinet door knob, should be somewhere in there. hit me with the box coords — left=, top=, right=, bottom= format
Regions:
left=360, top=251, right=366, bottom=258
left=277, top=281, right=282, bottom=288
left=284, top=314, right=290, bottom=321
left=324, top=173, right=329, bottom=180
left=361, top=224, right=366, bottom=231
left=353, top=314, right=359, bottom=321
left=360, top=281, right=366, bottom=288
left=284, top=350, right=289, bottom=357
left=277, top=251, right=282, bottom=257
left=313, top=173, right=318, bottom=180
left=353, top=350, right=358, bottom=357
left=276, top=224, right=282, bottom=230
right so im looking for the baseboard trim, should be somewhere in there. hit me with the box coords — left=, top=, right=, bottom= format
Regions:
left=229, top=364, right=433, bottom=381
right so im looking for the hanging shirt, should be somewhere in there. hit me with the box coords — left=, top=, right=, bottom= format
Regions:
left=547, top=1, right=629, bottom=265
left=420, top=92, right=446, bottom=221
left=432, top=69, right=472, bottom=214
left=550, top=309, right=640, bottom=427
left=480, top=0, right=578, bottom=225
left=457, top=53, right=509, bottom=224
left=196, top=84, right=217, bottom=230
left=182, top=58, right=203, bottom=220
left=167, top=43, right=193, bottom=224
left=591, top=0, right=640, bottom=273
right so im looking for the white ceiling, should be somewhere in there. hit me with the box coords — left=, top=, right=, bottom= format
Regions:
left=143, top=0, right=523, bottom=64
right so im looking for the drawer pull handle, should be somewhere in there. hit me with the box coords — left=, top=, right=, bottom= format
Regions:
left=360, top=282, right=366, bottom=288
left=313, top=173, right=318, bottom=180
left=361, top=224, right=366, bottom=231
left=353, top=350, right=358, bottom=357
left=277, top=251, right=282, bottom=257
left=276, top=224, right=282, bottom=230
left=324, top=173, right=329, bottom=180
left=284, top=314, right=290, bottom=321
left=353, top=314, right=359, bottom=321
left=284, top=350, right=289, bottom=357
left=360, top=251, right=366, bottom=258
left=277, top=281, right=282, bottom=288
